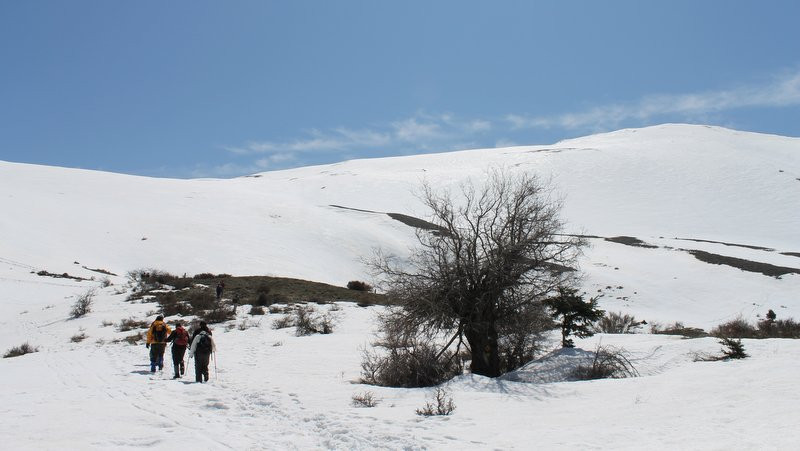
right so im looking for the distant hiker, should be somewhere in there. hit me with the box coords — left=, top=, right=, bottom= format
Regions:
left=189, top=325, right=216, bottom=383
left=166, top=321, right=190, bottom=379
left=146, top=315, right=171, bottom=373
left=216, top=281, right=225, bottom=300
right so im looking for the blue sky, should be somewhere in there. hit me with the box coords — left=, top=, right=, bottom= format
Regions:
left=1, top=1, right=799, bottom=178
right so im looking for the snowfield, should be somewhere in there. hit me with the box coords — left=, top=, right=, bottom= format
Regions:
left=1, top=124, right=799, bottom=449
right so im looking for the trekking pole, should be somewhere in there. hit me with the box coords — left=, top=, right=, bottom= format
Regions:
left=213, top=351, right=218, bottom=381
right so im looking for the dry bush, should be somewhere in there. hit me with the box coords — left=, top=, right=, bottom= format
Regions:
left=70, top=332, right=88, bottom=343
left=70, top=289, right=96, bottom=318
left=351, top=391, right=379, bottom=408
left=573, top=345, right=639, bottom=380
left=202, top=305, right=236, bottom=324
left=361, top=338, right=460, bottom=388
left=118, top=317, right=148, bottom=332
left=757, top=317, right=800, bottom=338
left=712, top=317, right=758, bottom=339
left=651, top=321, right=708, bottom=338
left=101, top=320, right=114, bottom=327
left=118, top=331, right=144, bottom=345
left=4, top=342, right=39, bottom=358
left=293, top=305, right=337, bottom=336
left=272, top=314, right=294, bottom=330
left=415, top=387, right=455, bottom=416
left=595, top=311, right=644, bottom=334
left=498, top=302, right=553, bottom=372
left=249, top=305, right=265, bottom=315
left=157, top=292, right=194, bottom=317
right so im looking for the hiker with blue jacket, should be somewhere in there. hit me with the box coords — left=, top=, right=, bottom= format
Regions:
left=189, top=321, right=216, bottom=383
left=145, top=315, right=171, bottom=373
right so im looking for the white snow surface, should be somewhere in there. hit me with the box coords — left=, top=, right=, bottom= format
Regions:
left=1, top=124, right=799, bottom=449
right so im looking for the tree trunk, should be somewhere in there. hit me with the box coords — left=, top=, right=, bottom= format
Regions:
left=465, top=321, right=501, bottom=377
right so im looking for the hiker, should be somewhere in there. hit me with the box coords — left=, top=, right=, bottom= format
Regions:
left=189, top=324, right=216, bottom=383
left=216, top=281, right=225, bottom=300
left=190, top=320, right=213, bottom=342
left=145, top=315, right=171, bottom=373
left=166, top=321, right=190, bottom=379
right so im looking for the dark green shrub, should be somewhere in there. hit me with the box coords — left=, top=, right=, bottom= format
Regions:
left=347, top=280, right=372, bottom=292
left=543, top=287, right=604, bottom=348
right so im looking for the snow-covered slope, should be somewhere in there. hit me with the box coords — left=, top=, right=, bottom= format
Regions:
left=2, top=124, right=799, bottom=449
left=2, top=124, right=798, bottom=326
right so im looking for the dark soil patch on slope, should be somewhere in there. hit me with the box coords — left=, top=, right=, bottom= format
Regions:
left=686, top=250, right=800, bottom=278
left=674, top=237, right=774, bottom=251
left=604, top=236, right=659, bottom=249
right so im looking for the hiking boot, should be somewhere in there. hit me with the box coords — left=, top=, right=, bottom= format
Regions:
left=173, top=375, right=180, bottom=379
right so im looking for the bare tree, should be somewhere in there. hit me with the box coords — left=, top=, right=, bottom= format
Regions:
left=371, top=169, right=585, bottom=377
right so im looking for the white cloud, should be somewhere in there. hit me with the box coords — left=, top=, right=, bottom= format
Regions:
left=225, top=112, right=494, bottom=156
left=509, top=69, right=800, bottom=131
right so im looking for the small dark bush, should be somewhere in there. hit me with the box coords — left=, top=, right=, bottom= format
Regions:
left=293, top=305, right=336, bottom=336
left=415, top=387, right=456, bottom=416
left=70, top=289, right=96, bottom=318
left=118, top=317, right=149, bottom=332
left=120, top=332, right=145, bottom=345
left=202, top=306, right=236, bottom=324
left=351, top=391, right=379, bottom=408
left=573, top=345, right=639, bottom=380
left=256, top=292, right=270, bottom=307
left=347, top=280, right=372, bottom=292
left=4, top=342, right=39, bottom=358
left=71, top=332, right=88, bottom=343
left=156, top=292, right=194, bottom=317
left=187, top=292, right=216, bottom=312
left=652, top=321, right=708, bottom=338
left=249, top=305, right=265, bottom=315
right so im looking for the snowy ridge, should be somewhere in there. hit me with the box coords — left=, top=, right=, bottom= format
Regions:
left=1, top=124, right=799, bottom=449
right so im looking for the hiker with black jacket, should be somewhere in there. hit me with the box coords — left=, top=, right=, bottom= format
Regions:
left=189, top=324, right=216, bottom=383
left=165, top=321, right=190, bottom=379
left=146, top=316, right=171, bottom=373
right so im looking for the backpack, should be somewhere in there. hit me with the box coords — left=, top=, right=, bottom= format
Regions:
left=196, top=333, right=212, bottom=354
left=153, top=323, right=167, bottom=343
left=174, top=328, right=189, bottom=347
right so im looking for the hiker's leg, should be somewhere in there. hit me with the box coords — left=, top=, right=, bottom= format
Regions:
left=149, top=346, right=157, bottom=372
left=194, top=357, right=202, bottom=382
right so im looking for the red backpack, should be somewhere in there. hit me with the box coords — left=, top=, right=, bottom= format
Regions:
left=174, top=327, right=189, bottom=346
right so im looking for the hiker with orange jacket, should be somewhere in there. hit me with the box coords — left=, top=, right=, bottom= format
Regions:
left=165, top=321, right=190, bottom=379
left=146, top=316, right=171, bottom=373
